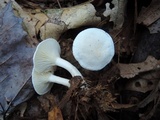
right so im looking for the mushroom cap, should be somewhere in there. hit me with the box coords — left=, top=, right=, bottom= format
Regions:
left=72, top=28, right=114, bottom=71
left=32, top=68, right=54, bottom=95
left=33, top=38, right=60, bottom=73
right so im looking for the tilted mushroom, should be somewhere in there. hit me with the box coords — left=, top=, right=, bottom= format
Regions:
left=32, top=38, right=83, bottom=95
left=32, top=68, right=70, bottom=95
left=72, top=28, right=115, bottom=71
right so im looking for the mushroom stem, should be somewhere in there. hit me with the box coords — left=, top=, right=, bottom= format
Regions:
left=49, top=75, right=70, bottom=87
left=55, top=57, right=82, bottom=77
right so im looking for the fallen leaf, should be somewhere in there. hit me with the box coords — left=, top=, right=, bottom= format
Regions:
left=48, top=107, right=63, bottom=120
left=118, top=56, right=160, bottom=78
left=60, top=2, right=101, bottom=29
left=40, top=22, right=66, bottom=40
left=111, top=103, right=134, bottom=109
left=0, top=2, right=35, bottom=115
left=136, top=81, right=160, bottom=120
left=41, top=2, right=101, bottom=40
left=11, top=0, right=39, bottom=45
left=0, top=0, right=8, bottom=9
left=33, top=12, right=49, bottom=35
left=137, top=0, right=160, bottom=26
left=148, top=18, right=160, bottom=33
left=125, top=71, right=159, bottom=93
left=38, top=94, right=57, bottom=113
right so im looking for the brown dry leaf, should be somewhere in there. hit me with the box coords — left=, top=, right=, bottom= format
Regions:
left=111, top=103, right=134, bottom=109
left=40, top=22, right=66, bottom=40
left=41, top=2, right=101, bottom=40
left=48, top=107, right=63, bottom=120
left=136, top=80, right=160, bottom=120
left=33, top=12, right=49, bottom=34
left=3, top=1, right=101, bottom=42
left=38, top=94, right=58, bottom=113
left=60, top=2, right=101, bottom=29
left=118, top=56, right=160, bottom=78
left=11, top=0, right=39, bottom=45
left=137, top=0, right=160, bottom=26
left=125, top=71, right=159, bottom=93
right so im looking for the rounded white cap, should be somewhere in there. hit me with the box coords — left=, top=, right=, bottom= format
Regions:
left=72, top=28, right=114, bottom=71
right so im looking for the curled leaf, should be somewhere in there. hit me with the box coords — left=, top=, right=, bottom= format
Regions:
left=41, top=2, right=101, bottom=40
left=118, top=56, right=160, bottom=78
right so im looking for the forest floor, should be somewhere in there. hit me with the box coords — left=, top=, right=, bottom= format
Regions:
left=0, top=0, right=160, bottom=120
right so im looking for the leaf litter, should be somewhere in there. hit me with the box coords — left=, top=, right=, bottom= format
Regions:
left=137, top=0, right=160, bottom=33
left=118, top=56, right=160, bottom=78
left=0, top=0, right=160, bottom=120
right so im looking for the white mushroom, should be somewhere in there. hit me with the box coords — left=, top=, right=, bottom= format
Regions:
left=33, top=38, right=82, bottom=76
left=32, top=38, right=83, bottom=95
left=72, top=28, right=115, bottom=71
left=32, top=68, right=70, bottom=95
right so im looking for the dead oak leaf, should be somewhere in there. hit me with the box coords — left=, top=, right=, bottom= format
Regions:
left=118, top=56, right=160, bottom=78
